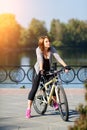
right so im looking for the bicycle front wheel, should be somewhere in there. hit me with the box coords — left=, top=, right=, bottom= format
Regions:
left=33, top=90, right=47, bottom=115
left=56, top=85, right=69, bottom=121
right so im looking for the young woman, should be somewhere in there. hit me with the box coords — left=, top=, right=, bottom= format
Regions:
left=26, top=36, right=68, bottom=118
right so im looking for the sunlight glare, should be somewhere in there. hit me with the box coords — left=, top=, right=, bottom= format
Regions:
left=0, top=0, right=20, bottom=16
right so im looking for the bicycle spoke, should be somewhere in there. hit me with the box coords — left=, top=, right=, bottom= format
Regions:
left=57, top=85, right=69, bottom=121
left=33, top=91, right=47, bottom=115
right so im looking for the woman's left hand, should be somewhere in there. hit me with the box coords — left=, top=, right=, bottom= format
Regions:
left=64, top=66, right=71, bottom=73
left=65, top=69, right=69, bottom=73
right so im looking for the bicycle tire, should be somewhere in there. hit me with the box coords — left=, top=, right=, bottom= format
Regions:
left=56, top=84, right=69, bottom=121
left=33, top=90, right=48, bottom=115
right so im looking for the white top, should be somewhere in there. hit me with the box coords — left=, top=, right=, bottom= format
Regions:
left=34, top=46, right=64, bottom=74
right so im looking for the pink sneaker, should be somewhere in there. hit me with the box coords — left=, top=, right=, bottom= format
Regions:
left=53, top=102, right=59, bottom=110
left=26, top=109, right=31, bottom=118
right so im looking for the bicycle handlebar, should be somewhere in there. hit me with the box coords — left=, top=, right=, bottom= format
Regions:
left=45, top=66, right=71, bottom=76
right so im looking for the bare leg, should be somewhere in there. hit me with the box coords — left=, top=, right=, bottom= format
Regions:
left=52, top=96, right=56, bottom=103
left=52, top=96, right=59, bottom=110
left=27, top=100, right=33, bottom=109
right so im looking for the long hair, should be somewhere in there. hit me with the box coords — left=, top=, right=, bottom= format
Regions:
left=38, top=36, right=50, bottom=53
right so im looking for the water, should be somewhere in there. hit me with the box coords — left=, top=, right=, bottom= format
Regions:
left=0, top=48, right=87, bottom=88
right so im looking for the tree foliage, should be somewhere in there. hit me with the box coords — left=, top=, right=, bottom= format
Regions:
left=49, top=19, right=87, bottom=47
left=0, top=14, right=21, bottom=48
left=65, top=19, right=87, bottom=46
left=19, top=18, right=48, bottom=48
left=0, top=14, right=87, bottom=49
left=50, top=19, right=63, bottom=42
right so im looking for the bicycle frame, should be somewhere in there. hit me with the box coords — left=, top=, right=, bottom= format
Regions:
left=44, top=74, right=60, bottom=105
left=33, top=68, right=69, bottom=121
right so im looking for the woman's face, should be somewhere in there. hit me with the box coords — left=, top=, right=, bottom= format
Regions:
left=44, top=38, right=50, bottom=48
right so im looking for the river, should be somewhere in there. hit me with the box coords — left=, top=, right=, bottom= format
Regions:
left=0, top=47, right=87, bottom=88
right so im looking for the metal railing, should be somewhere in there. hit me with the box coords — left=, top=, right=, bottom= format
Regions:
left=0, top=65, right=87, bottom=85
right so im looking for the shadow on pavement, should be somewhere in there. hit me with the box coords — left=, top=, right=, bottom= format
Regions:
left=68, top=109, right=79, bottom=122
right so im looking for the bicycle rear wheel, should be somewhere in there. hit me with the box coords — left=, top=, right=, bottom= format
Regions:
left=33, top=90, right=47, bottom=115
left=56, top=85, right=69, bottom=121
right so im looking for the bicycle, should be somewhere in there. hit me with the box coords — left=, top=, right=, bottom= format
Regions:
left=33, top=66, right=72, bottom=121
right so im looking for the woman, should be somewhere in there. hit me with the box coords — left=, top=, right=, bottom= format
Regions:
left=26, top=36, right=68, bottom=118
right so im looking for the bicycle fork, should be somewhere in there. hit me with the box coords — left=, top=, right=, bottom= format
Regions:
left=55, top=85, right=59, bottom=104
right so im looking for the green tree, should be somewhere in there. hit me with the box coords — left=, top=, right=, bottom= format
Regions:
left=0, top=14, right=21, bottom=49
left=49, top=18, right=87, bottom=47
left=64, top=19, right=87, bottom=46
left=26, top=18, right=48, bottom=48
left=18, top=27, right=28, bottom=47
left=50, top=19, right=62, bottom=42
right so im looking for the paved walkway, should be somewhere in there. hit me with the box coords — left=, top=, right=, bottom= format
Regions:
left=0, top=88, right=85, bottom=130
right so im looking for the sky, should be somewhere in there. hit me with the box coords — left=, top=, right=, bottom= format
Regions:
left=0, top=0, right=87, bottom=29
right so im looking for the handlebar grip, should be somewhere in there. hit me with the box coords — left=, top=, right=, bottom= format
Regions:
left=64, top=66, right=71, bottom=70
